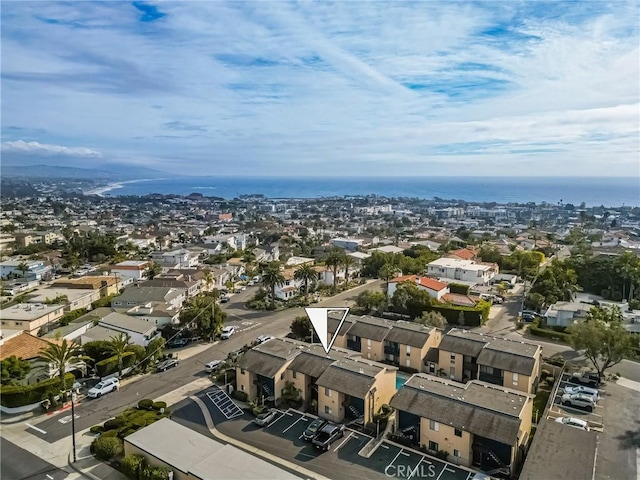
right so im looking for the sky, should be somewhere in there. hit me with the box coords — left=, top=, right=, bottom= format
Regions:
left=1, top=0, right=639, bottom=177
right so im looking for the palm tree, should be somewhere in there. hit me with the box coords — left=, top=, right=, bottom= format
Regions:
left=108, top=333, right=133, bottom=378
left=203, top=269, right=214, bottom=291
left=325, top=248, right=345, bottom=292
left=38, top=339, right=88, bottom=392
left=261, top=265, right=285, bottom=309
left=342, top=255, right=356, bottom=287
left=17, top=261, right=29, bottom=279
left=379, top=263, right=397, bottom=298
left=294, top=264, right=318, bottom=300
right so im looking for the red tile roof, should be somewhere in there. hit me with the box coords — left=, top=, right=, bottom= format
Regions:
left=448, top=248, right=478, bottom=261
left=0, top=333, right=58, bottom=361
left=390, top=275, right=448, bottom=292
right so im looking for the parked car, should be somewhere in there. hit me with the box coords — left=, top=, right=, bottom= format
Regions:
left=563, top=385, right=600, bottom=402
left=554, top=416, right=590, bottom=431
left=561, top=393, right=596, bottom=412
left=571, top=372, right=600, bottom=388
left=221, top=326, right=236, bottom=339
left=247, top=281, right=255, bottom=286
left=492, top=295, right=504, bottom=304
left=220, top=296, right=230, bottom=303
left=157, top=358, right=179, bottom=372
left=301, top=418, right=327, bottom=441
left=204, top=360, right=222, bottom=373
left=312, top=422, right=345, bottom=451
left=166, top=338, right=188, bottom=349
left=254, top=409, right=279, bottom=427
left=87, top=378, right=120, bottom=398
left=255, top=335, right=273, bottom=344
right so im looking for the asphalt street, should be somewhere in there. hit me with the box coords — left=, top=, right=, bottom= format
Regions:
left=0, top=437, right=70, bottom=480
left=27, top=281, right=384, bottom=443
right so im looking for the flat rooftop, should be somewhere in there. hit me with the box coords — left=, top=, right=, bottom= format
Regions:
left=1, top=303, right=63, bottom=320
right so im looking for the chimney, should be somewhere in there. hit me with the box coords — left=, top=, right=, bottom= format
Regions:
left=415, top=276, right=420, bottom=284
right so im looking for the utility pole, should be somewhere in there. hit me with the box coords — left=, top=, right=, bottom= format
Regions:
left=71, top=390, right=77, bottom=463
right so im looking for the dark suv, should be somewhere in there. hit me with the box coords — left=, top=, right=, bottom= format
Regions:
left=312, top=422, right=345, bottom=451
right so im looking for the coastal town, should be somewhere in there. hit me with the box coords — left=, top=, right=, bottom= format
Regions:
left=1, top=180, right=639, bottom=480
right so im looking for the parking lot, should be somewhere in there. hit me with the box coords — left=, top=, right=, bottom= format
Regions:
left=221, top=407, right=482, bottom=480
left=548, top=372, right=604, bottom=431
left=206, top=386, right=244, bottom=419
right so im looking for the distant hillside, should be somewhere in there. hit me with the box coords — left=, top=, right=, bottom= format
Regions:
left=1, top=163, right=169, bottom=180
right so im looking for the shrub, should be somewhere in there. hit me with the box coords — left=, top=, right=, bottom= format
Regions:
left=140, top=465, right=172, bottom=480
left=101, top=430, right=118, bottom=438
left=424, top=305, right=483, bottom=327
left=92, top=436, right=123, bottom=460
left=448, top=283, right=470, bottom=295
left=95, top=351, right=136, bottom=377
left=231, top=390, right=247, bottom=402
left=528, top=321, right=570, bottom=342
left=138, top=399, right=154, bottom=410
left=104, top=418, right=126, bottom=430
left=0, top=373, right=74, bottom=407
left=152, top=401, right=167, bottom=411
left=121, top=454, right=146, bottom=480
left=629, top=298, right=640, bottom=311
left=90, top=425, right=104, bottom=434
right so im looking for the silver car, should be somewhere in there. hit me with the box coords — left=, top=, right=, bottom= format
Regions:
left=555, top=417, right=590, bottom=431
left=563, top=385, right=600, bottom=402
left=561, top=393, right=596, bottom=412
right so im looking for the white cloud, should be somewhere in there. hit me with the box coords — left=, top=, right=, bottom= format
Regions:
left=0, top=1, right=638, bottom=176
left=1, top=140, right=101, bottom=157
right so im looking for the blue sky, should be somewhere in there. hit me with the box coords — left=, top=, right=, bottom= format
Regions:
left=1, top=1, right=638, bottom=177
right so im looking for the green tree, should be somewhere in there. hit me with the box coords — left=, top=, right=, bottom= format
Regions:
left=145, top=262, right=163, bottom=280
left=290, top=316, right=311, bottom=341
left=416, top=311, right=447, bottom=328
left=261, top=264, right=285, bottom=309
left=1, top=355, right=31, bottom=385
left=107, top=332, right=134, bottom=378
left=38, top=339, right=88, bottom=391
left=179, top=292, right=226, bottom=341
left=390, top=282, right=432, bottom=319
left=17, top=261, right=29, bottom=279
left=342, top=255, right=356, bottom=287
left=378, top=263, right=397, bottom=298
left=354, top=290, right=387, bottom=315
left=144, top=336, right=166, bottom=368
left=294, top=263, right=318, bottom=299
left=568, top=306, right=637, bottom=381
left=325, top=248, right=346, bottom=292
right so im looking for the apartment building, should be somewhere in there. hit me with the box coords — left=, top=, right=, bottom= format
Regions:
left=434, top=329, right=542, bottom=394
left=391, top=374, right=533, bottom=475
left=0, top=303, right=64, bottom=335
left=427, top=258, right=496, bottom=286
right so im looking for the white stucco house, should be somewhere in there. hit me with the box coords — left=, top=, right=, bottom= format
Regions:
left=427, top=258, right=496, bottom=286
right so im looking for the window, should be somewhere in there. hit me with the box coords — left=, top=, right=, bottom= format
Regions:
left=480, top=365, right=494, bottom=375
left=406, top=359, right=411, bottom=367
left=325, top=387, right=331, bottom=397
left=428, top=441, right=439, bottom=451
left=240, top=384, right=245, bottom=391
left=240, top=369, right=246, bottom=375
left=367, top=339, right=372, bottom=348
left=449, top=367, right=455, bottom=378
left=406, top=345, right=411, bottom=355
left=292, top=371, right=297, bottom=379
left=325, top=406, right=332, bottom=414
left=512, top=373, right=519, bottom=385
left=280, top=372, right=285, bottom=380
left=429, top=420, right=439, bottom=431
left=450, top=353, right=456, bottom=363
left=453, top=449, right=460, bottom=457
left=454, top=428, right=462, bottom=437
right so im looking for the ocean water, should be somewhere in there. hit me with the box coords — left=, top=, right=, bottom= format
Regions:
left=103, top=176, right=640, bottom=207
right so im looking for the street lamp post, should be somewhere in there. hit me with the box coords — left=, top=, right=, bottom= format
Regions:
left=70, top=391, right=77, bottom=463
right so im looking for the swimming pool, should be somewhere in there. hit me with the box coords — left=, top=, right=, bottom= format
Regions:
left=396, top=372, right=411, bottom=390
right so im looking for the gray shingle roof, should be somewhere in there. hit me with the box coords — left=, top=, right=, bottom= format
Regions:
left=315, top=360, right=382, bottom=399
left=288, top=352, right=337, bottom=379
left=390, top=374, right=528, bottom=446
left=327, top=314, right=355, bottom=336
left=346, top=316, right=392, bottom=342
left=384, top=321, right=432, bottom=347
left=99, top=312, right=157, bottom=334
left=236, top=338, right=303, bottom=377
left=437, top=334, right=486, bottom=357
left=476, top=349, right=537, bottom=376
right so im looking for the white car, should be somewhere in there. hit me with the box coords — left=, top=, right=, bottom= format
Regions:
left=563, top=385, right=600, bottom=402
left=561, top=393, right=596, bottom=412
left=204, top=360, right=222, bottom=373
left=220, top=326, right=236, bottom=339
left=256, top=335, right=273, bottom=344
left=87, top=378, right=120, bottom=398
left=555, top=417, right=590, bottom=431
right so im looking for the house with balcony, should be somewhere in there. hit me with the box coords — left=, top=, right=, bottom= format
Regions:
left=316, top=356, right=396, bottom=425
left=435, top=329, right=542, bottom=394
left=387, top=275, right=450, bottom=300
left=390, top=374, right=533, bottom=476
left=426, top=258, right=496, bottom=286
left=111, top=261, right=150, bottom=282
left=236, top=338, right=302, bottom=402
left=0, top=303, right=65, bottom=335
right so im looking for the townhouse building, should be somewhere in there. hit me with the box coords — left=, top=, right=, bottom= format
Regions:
left=433, top=329, right=542, bottom=394
left=390, top=374, right=533, bottom=475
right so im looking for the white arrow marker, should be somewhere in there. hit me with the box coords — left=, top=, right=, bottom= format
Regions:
left=305, top=307, right=349, bottom=353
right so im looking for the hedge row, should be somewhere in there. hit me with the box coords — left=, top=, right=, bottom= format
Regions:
left=96, top=351, right=136, bottom=377
left=448, top=283, right=470, bottom=295
left=59, top=308, right=88, bottom=326
left=0, top=373, right=75, bottom=407
left=426, top=305, right=482, bottom=327
left=528, top=321, right=570, bottom=342
left=121, top=454, right=172, bottom=480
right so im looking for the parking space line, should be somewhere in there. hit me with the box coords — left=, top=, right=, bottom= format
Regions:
left=465, top=472, right=475, bottom=480
left=282, top=415, right=307, bottom=433
left=407, top=457, right=424, bottom=480
left=381, top=444, right=389, bottom=449
left=434, top=465, right=448, bottom=480
left=334, top=432, right=353, bottom=452
left=206, top=388, right=244, bottom=419
left=267, top=411, right=287, bottom=427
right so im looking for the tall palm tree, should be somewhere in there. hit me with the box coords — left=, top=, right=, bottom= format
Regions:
left=17, top=261, right=29, bottom=279
left=38, top=339, right=88, bottom=391
left=294, top=264, right=318, bottom=300
left=325, top=248, right=345, bottom=293
left=379, top=263, right=397, bottom=298
left=203, top=269, right=214, bottom=291
left=108, top=332, right=133, bottom=378
left=261, top=265, right=285, bottom=309
left=342, top=255, right=356, bottom=287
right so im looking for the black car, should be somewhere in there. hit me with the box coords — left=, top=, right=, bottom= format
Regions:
left=156, top=359, right=179, bottom=371
left=312, top=422, right=345, bottom=451
left=301, top=418, right=327, bottom=441
left=166, top=338, right=188, bottom=348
